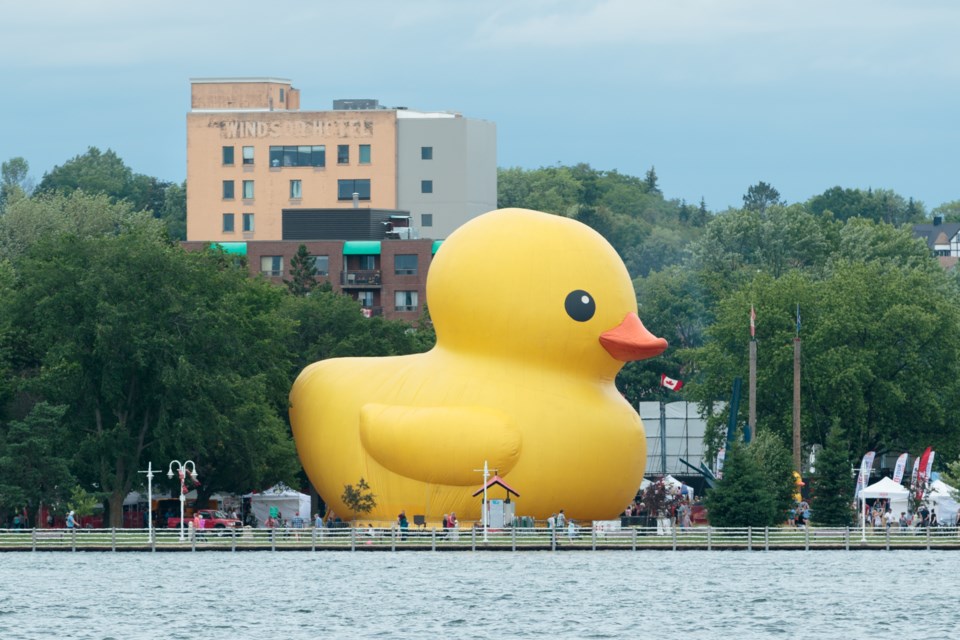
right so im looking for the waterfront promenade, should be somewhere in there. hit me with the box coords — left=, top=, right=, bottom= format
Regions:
left=3, top=524, right=960, bottom=552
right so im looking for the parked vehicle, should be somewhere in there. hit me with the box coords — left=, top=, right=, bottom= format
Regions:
left=166, top=509, right=241, bottom=532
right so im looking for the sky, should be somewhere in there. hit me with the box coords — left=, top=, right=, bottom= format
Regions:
left=2, top=0, right=959, bottom=211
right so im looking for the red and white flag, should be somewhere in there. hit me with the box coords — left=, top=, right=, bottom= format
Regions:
left=750, top=305, right=756, bottom=339
left=660, top=374, right=683, bottom=391
left=916, top=447, right=933, bottom=499
left=892, top=453, right=909, bottom=484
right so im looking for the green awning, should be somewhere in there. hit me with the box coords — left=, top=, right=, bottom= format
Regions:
left=213, top=242, right=247, bottom=255
left=343, top=241, right=381, bottom=255
left=432, top=240, right=444, bottom=254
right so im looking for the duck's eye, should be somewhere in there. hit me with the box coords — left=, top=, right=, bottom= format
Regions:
left=565, top=290, right=595, bottom=322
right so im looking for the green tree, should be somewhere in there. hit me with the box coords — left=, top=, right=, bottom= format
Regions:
left=931, top=200, right=960, bottom=223
left=748, top=431, right=796, bottom=520
left=1, top=157, right=32, bottom=211
left=644, top=166, right=661, bottom=195
left=0, top=190, right=146, bottom=261
left=35, top=147, right=133, bottom=202
left=704, top=441, right=778, bottom=527
left=742, top=181, right=783, bottom=213
left=158, top=181, right=187, bottom=241
left=691, top=260, right=960, bottom=463
left=34, top=147, right=177, bottom=220
left=12, top=225, right=299, bottom=526
left=0, top=403, right=76, bottom=527
left=810, top=423, right=854, bottom=526
left=284, top=244, right=319, bottom=296
left=807, top=186, right=925, bottom=225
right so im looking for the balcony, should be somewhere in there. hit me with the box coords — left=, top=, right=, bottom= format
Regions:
left=360, top=306, right=383, bottom=318
left=341, top=270, right=381, bottom=287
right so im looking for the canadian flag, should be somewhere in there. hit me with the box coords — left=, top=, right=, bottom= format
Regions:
left=661, top=374, right=683, bottom=391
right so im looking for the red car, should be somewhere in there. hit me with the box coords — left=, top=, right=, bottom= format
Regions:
left=167, top=509, right=241, bottom=532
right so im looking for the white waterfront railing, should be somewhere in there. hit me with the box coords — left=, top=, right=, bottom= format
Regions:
left=1, top=524, right=957, bottom=551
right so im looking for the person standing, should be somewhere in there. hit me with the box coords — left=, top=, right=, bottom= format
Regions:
left=556, top=510, right=566, bottom=531
left=66, top=510, right=77, bottom=530
left=291, top=512, right=304, bottom=540
left=448, top=512, right=459, bottom=541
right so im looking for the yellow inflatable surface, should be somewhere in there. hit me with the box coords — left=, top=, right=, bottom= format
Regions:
left=289, top=208, right=667, bottom=522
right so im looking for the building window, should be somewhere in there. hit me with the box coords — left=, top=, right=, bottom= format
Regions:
left=242, top=180, right=254, bottom=199
left=358, top=291, right=374, bottom=307
left=421, top=180, right=433, bottom=194
left=358, top=255, right=376, bottom=270
left=269, top=145, right=325, bottom=167
left=394, top=254, right=417, bottom=275
left=290, top=179, right=302, bottom=199
left=280, top=88, right=285, bottom=102
left=222, top=146, right=235, bottom=165
left=421, top=213, right=433, bottom=227
left=338, top=179, right=371, bottom=200
left=395, top=290, right=419, bottom=312
left=421, top=146, right=433, bottom=160
left=310, top=255, right=329, bottom=276
left=242, top=146, right=254, bottom=165
left=222, top=213, right=235, bottom=232
left=359, top=144, right=371, bottom=164
left=338, top=145, right=350, bottom=165
left=242, top=213, right=254, bottom=232
left=260, top=256, right=283, bottom=277
left=222, top=180, right=235, bottom=199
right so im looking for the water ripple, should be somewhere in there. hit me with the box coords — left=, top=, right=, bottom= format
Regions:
left=1, top=550, right=958, bottom=638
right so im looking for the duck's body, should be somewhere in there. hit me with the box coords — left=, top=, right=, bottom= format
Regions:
left=290, top=208, right=667, bottom=522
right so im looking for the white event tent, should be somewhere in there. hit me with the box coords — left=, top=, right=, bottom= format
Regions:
left=243, top=483, right=311, bottom=527
left=928, top=479, right=960, bottom=523
left=860, top=477, right=910, bottom=517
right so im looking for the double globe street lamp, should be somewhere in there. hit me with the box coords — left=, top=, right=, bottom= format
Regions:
left=167, top=460, right=197, bottom=541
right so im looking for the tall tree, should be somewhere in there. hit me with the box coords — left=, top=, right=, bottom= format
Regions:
left=742, top=181, right=783, bottom=213
left=748, top=431, right=796, bottom=521
left=0, top=403, right=76, bottom=527
left=644, top=166, right=661, bottom=195
left=284, top=244, right=319, bottom=297
left=810, top=422, right=854, bottom=526
left=1, top=157, right=32, bottom=211
left=704, top=441, right=778, bottom=527
left=12, top=225, right=299, bottom=525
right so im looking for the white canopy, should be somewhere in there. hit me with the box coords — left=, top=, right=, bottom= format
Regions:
left=243, top=483, right=311, bottom=527
left=641, top=475, right=694, bottom=499
left=664, top=475, right=695, bottom=499
left=860, top=477, right=910, bottom=517
left=928, top=479, right=960, bottom=523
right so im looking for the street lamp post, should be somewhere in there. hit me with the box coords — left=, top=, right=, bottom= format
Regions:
left=138, top=462, right=156, bottom=542
left=167, top=460, right=197, bottom=541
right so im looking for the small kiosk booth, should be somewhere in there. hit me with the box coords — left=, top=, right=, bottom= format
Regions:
left=472, top=475, right=520, bottom=528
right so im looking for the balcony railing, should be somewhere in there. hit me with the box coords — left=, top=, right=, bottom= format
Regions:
left=341, top=270, right=381, bottom=286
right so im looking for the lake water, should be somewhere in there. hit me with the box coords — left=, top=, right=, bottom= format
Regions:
left=0, top=550, right=954, bottom=639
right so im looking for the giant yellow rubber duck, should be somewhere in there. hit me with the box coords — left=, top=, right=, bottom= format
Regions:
left=289, top=208, right=668, bottom=522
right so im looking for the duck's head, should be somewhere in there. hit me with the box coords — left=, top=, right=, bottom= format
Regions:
left=427, top=208, right=667, bottom=379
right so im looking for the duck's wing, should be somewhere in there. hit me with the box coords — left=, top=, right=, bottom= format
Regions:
left=359, top=404, right=522, bottom=485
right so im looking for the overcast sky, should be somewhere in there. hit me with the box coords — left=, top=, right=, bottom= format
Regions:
left=3, top=0, right=958, bottom=211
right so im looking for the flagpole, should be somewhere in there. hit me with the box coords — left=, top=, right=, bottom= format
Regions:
left=659, top=393, right=667, bottom=476
left=749, top=306, right=757, bottom=440
left=792, top=304, right=801, bottom=473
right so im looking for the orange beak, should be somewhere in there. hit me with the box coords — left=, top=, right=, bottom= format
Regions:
left=599, top=313, right=668, bottom=362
